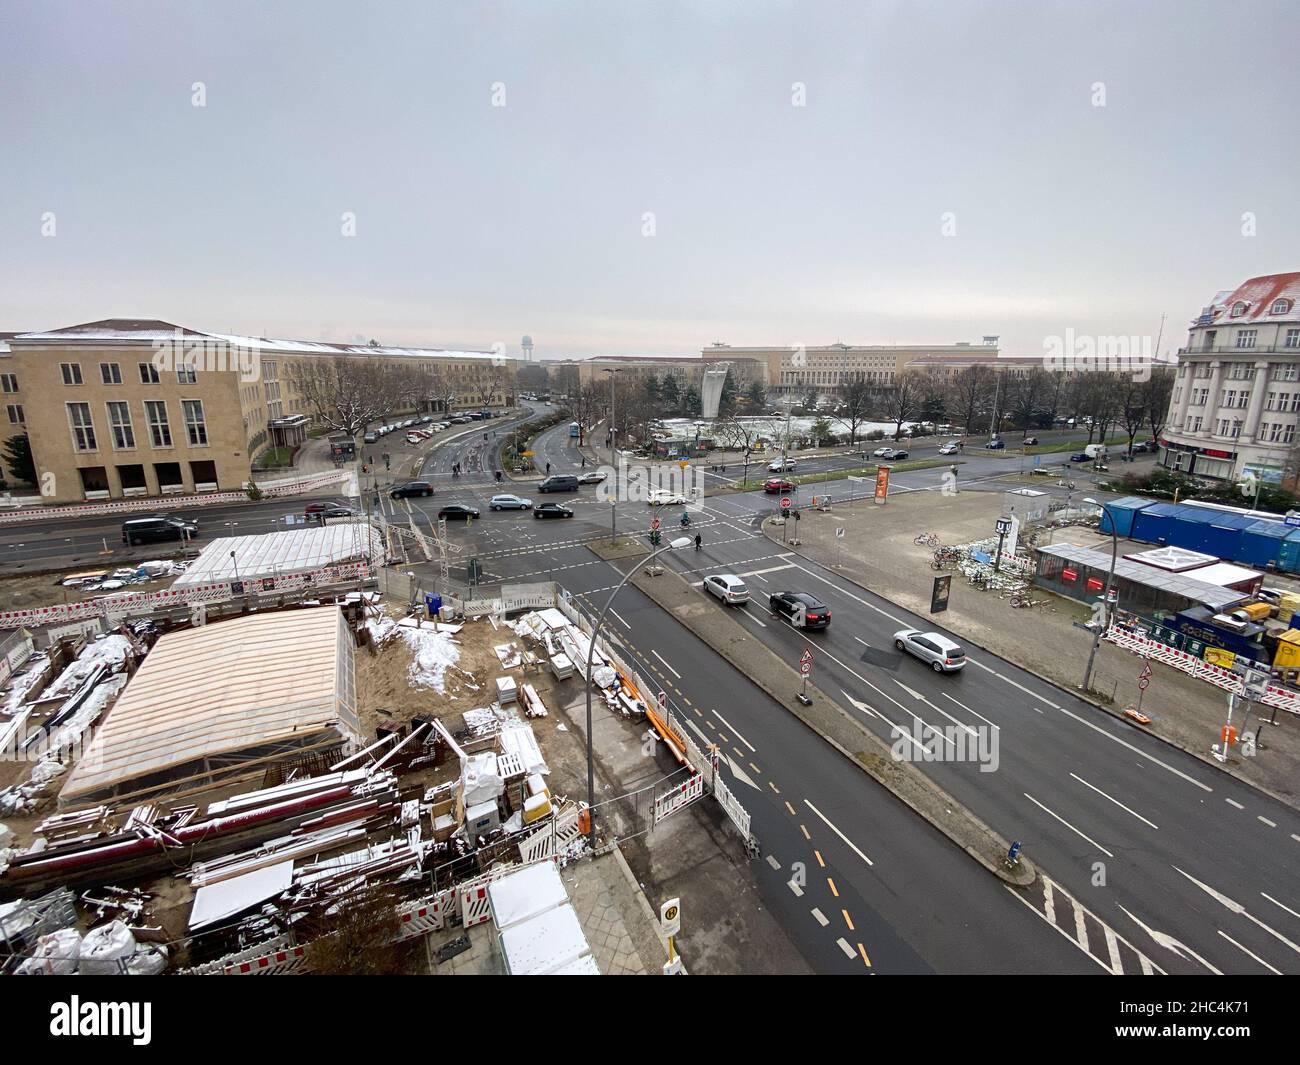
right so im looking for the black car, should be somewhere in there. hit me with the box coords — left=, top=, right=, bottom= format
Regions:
left=122, top=516, right=199, bottom=546
left=310, top=505, right=357, bottom=519
left=438, top=504, right=481, bottom=520
left=1069, top=452, right=1090, bottom=463
left=534, top=503, right=574, bottom=519
left=390, top=481, right=434, bottom=499
left=768, top=591, right=832, bottom=629
left=538, top=474, right=580, bottom=493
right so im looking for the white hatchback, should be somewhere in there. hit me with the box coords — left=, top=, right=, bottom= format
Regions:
left=647, top=488, right=689, bottom=506
left=703, top=574, right=749, bottom=605
left=894, top=629, right=966, bottom=673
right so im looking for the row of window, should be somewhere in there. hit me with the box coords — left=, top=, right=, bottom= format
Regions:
left=1230, top=298, right=1294, bottom=318
left=59, top=362, right=198, bottom=387
left=1260, top=422, right=1297, bottom=444
left=66, top=399, right=207, bottom=452
left=1183, top=360, right=1300, bottom=382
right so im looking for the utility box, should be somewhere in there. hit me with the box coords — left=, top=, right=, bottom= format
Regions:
left=466, top=799, right=501, bottom=839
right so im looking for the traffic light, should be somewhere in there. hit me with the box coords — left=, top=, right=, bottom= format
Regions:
left=649, top=529, right=662, bottom=546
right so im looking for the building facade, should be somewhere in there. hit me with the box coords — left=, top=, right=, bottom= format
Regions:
left=1160, top=273, right=1300, bottom=483
left=0, top=319, right=516, bottom=503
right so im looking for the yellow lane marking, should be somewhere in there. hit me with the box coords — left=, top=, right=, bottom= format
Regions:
left=784, top=801, right=796, bottom=816
left=858, top=943, right=871, bottom=967
left=814, top=850, right=826, bottom=868
left=843, top=910, right=855, bottom=931
left=827, top=878, right=839, bottom=898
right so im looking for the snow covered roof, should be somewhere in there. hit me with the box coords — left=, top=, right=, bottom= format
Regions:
left=172, top=522, right=383, bottom=587
left=9, top=319, right=505, bottom=362
left=1196, top=272, right=1300, bottom=326
left=61, top=607, right=360, bottom=803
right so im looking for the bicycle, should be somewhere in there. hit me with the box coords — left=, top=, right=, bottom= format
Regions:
left=913, top=532, right=941, bottom=547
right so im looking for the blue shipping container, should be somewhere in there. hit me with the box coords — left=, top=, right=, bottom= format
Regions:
left=1097, top=496, right=1156, bottom=539
left=1239, top=519, right=1292, bottom=568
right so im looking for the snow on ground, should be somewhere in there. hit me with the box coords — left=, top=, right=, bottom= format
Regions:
left=401, top=625, right=461, bottom=694
left=42, top=635, right=133, bottom=701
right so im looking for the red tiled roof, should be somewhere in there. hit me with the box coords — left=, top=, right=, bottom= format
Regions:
left=1202, top=272, right=1300, bottom=324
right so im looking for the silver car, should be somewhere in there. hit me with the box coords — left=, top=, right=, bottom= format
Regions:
left=894, top=629, right=966, bottom=673
left=489, top=494, right=533, bottom=511
left=703, top=574, right=750, bottom=605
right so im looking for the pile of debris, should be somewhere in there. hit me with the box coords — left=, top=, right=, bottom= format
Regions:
left=950, top=535, right=1035, bottom=593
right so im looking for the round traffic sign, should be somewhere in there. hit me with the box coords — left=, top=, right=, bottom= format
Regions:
left=780, top=496, right=791, bottom=508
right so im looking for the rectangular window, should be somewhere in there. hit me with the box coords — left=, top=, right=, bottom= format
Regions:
left=182, top=399, right=208, bottom=446
left=1286, top=329, right=1300, bottom=349
left=1273, top=364, right=1299, bottom=382
left=144, top=400, right=172, bottom=447
left=1223, top=390, right=1237, bottom=409
left=61, top=363, right=83, bottom=385
left=67, top=402, right=96, bottom=450
left=106, top=401, right=135, bottom=449
left=100, top=362, right=122, bottom=385
left=0, top=373, right=17, bottom=393
left=177, top=365, right=197, bottom=385
left=138, top=362, right=160, bottom=384
left=1285, top=425, right=1297, bottom=445
left=1236, top=329, right=1258, bottom=349
left=1228, top=364, right=1252, bottom=380
left=6, top=404, right=23, bottom=424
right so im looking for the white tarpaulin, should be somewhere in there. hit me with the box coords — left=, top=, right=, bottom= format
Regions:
left=172, top=523, right=382, bottom=587
left=189, top=861, right=294, bottom=930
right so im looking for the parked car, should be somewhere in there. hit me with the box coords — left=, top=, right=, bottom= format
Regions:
left=894, top=629, right=966, bottom=673
left=879, top=448, right=909, bottom=460
left=577, top=470, right=607, bottom=484
left=390, top=481, right=434, bottom=499
left=363, top=431, right=378, bottom=444
left=938, top=442, right=960, bottom=455
left=985, top=439, right=1006, bottom=450
left=768, top=457, right=797, bottom=472
left=647, top=488, right=689, bottom=506
left=122, top=516, right=199, bottom=546
left=490, top=494, right=533, bottom=510
left=768, top=591, right=831, bottom=629
left=764, top=477, right=795, bottom=493
left=534, top=503, right=574, bottom=519
left=703, top=574, right=750, bottom=605
left=437, top=504, right=481, bottom=520
left=538, top=474, right=580, bottom=493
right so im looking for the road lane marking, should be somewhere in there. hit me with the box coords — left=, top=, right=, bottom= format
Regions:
left=1226, top=798, right=1244, bottom=810
left=804, top=799, right=874, bottom=867
left=1069, top=773, right=1159, bottom=830
left=1262, top=893, right=1300, bottom=920
left=765, top=854, right=781, bottom=870
left=1173, top=866, right=1300, bottom=957
left=836, top=938, right=856, bottom=960
left=788, top=880, right=804, bottom=898
left=827, top=878, right=839, bottom=898
left=842, top=910, right=854, bottom=931
left=1023, top=793, right=1114, bottom=857
left=800, top=824, right=811, bottom=840
left=857, top=943, right=871, bottom=967
left=609, top=608, right=630, bottom=630
left=941, top=692, right=1000, bottom=731
left=814, top=850, right=825, bottom=868
left=1258, top=816, right=1277, bottom=828
left=784, top=801, right=796, bottom=816
left=711, top=709, right=755, bottom=752
left=1218, top=930, right=1282, bottom=974
left=812, top=908, right=829, bottom=927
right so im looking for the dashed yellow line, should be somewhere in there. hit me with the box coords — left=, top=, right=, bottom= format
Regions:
left=842, top=910, right=855, bottom=931
left=733, top=747, right=745, bottom=759
left=858, top=943, right=871, bottom=967
left=799, top=824, right=811, bottom=841
left=748, top=762, right=762, bottom=776
left=682, top=696, right=692, bottom=705
left=814, top=850, right=826, bottom=868
left=768, top=781, right=780, bottom=794
left=827, top=878, right=839, bottom=898
left=784, top=801, right=796, bottom=816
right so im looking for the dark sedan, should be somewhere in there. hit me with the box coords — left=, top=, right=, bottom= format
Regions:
left=438, top=504, right=481, bottom=520
left=390, top=481, right=434, bottom=499
left=534, top=503, right=575, bottom=519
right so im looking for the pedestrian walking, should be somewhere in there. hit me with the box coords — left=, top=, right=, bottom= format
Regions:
left=694, top=532, right=702, bottom=551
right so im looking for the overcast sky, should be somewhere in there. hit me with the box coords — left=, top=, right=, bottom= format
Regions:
left=2, top=1, right=1297, bottom=359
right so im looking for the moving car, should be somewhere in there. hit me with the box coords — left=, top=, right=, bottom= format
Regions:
left=576, top=471, right=607, bottom=484
left=768, top=591, right=831, bottom=629
left=437, top=504, right=481, bottom=520
left=1022, top=436, right=1040, bottom=446
left=764, top=477, right=795, bottom=493
left=872, top=446, right=894, bottom=457
left=894, top=629, right=966, bottom=673
left=1069, top=452, right=1090, bottom=463
left=307, top=504, right=357, bottom=519
left=647, top=488, right=689, bottom=506
left=938, top=442, right=960, bottom=455
left=122, top=515, right=199, bottom=546
left=703, top=574, right=750, bottom=605
left=879, top=448, right=909, bottom=460
left=534, top=503, right=574, bottom=519
left=768, top=457, right=797, bottom=472
left=490, top=494, right=533, bottom=510
left=390, top=481, right=434, bottom=499
left=538, top=474, right=580, bottom=493
left=984, top=439, right=1006, bottom=450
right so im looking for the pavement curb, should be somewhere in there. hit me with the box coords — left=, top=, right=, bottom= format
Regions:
left=608, top=843, right=684, bottom=972
left=765, top=526, right=1300, bottom=813
left=622, top=561, right=1036, bottom=889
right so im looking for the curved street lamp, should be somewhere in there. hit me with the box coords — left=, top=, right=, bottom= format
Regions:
left=1081, top=496, right=1118, bottom=692
left=583, top=535, right=692, bottom=850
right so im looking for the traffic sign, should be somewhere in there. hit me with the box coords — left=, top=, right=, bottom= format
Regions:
left=799, top=660, right=811, bottom=676
left=800, top=649, right=813, bottom=666
left=650, top=516, right=661, bottom=531
left=660, top=898, right=681, bottom=937
left=780, top=496, right=791, bottom=509
left=995, top=517, right=1012, bottom=535
left=1139, top=663, right=1152, bottom=680
left=1137, top=676, right=1149, bottom=692
left=835, top=526, right=845, bottom=539
left=658, top=691, right=667, bottom=715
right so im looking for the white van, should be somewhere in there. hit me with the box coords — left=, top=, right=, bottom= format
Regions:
left=1084, top=443, right=1107, bottom=460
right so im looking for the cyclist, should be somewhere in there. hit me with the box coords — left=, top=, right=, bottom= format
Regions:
left=679, top=511, right=691, bottom=527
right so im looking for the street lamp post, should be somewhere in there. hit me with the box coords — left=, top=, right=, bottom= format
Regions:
left=1081, top=496, right=1118, bottom=693
left=584, top=536, right=691, bottom=851
left=603, top=368, right=621, bottom=471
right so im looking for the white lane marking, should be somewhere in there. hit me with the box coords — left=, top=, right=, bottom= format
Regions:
left=740, top=606, right=767, bottom=628
left=1069, top=773, right=1159, bottom=830
left=1258, top=816, right=1277, bottom=828
left=1262, top=893, right=1300, bottom=921
left=1226, top=798, right=1244, bottom=810
left=1218, top=930, right=1282, bottom=974
left=836, top=937, right=857, bottom=959
left=737, top=564, right=794, bottom=578
left=840, top=690, right=897, bottom=727
left=967, top=657, right=1062, bottom=708
left=650, top=649, right=681, bottom=679
left=803, top=799, right=874, bottom=867
left=748, top=572, right=769, bottom=583
left=1023, top=792, right=1114, bottom=858
left=811, top=908, right=830, bottom=927
left=941, top=692, right=1000, bottom=731
left=893, top=678, right=977, bottom=736
left=1173, top=866, right=1300, bottom=957
left=1292, top=834, right=1300, bottom=844
left=609, top=608, right=630, bottom=630
left=786, top=560, right=908, bottom=625
left=711, top=709, right=756, bottom=753
left=1117, top=904, right=1220, bottom=974
left=788, top=880, right=804, bottom=898
left=765, top=854, right=781, bottom=870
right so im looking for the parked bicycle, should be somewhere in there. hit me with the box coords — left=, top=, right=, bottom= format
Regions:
left=931, top=547, right=960, bottom=570
left=913, top=532, right=941, bottom=547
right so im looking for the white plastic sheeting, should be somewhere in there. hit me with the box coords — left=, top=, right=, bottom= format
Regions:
left=172, top=523, right=382, bottom=587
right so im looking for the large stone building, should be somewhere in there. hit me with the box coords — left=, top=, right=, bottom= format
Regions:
left=1160, top=272, right=1300, bottom=483
left=0, top=319, right=516, bottom=503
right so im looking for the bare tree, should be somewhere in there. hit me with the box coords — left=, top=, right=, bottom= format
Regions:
left=881, top=371, right=925, bottom=442
left=1118, top=375, right=1149, bottom=457
left=1007, top=369, right=1051, bottom=437
left=1146, top=365, right=1176, bottom=443
left=286, top=356, right=402, bottom=438
left=945, top=365, right=995, bottom=440
left=832, top=378, right=873, bottom=445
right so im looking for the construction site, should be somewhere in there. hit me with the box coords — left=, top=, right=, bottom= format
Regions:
left=0, top=517, right=745, bottom=977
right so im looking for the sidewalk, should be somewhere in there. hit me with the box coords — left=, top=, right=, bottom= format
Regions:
left=775, top=490, right=1300, bottom=808
left=251, top=433, right=340, bottom=482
